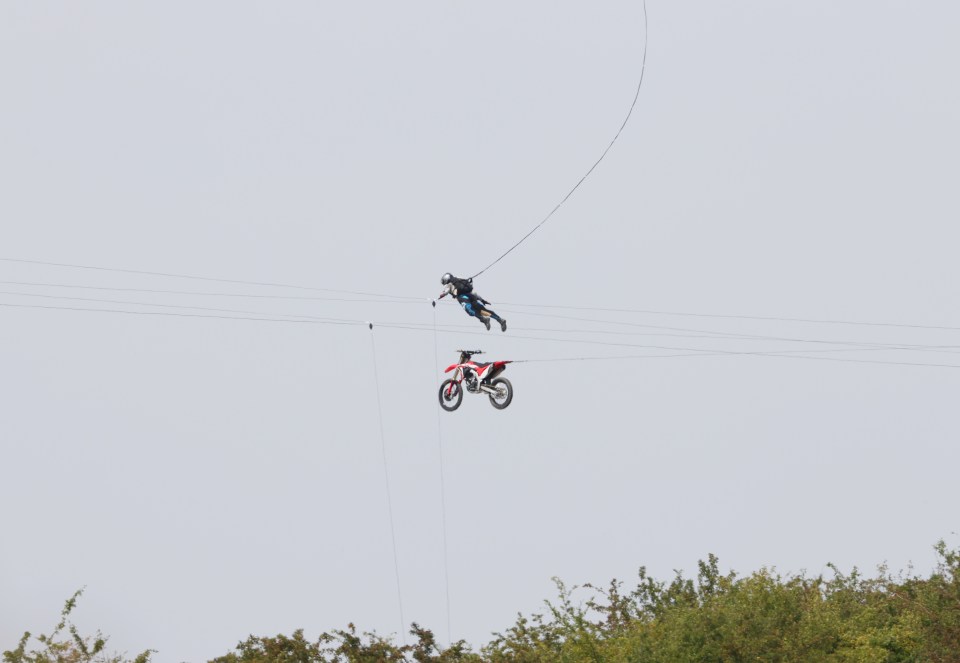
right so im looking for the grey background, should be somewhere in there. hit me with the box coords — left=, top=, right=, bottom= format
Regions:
left=2, top=1, right=958, bottom=661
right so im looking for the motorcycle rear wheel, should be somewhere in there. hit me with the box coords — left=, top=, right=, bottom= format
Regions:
left=439, top=379, right=463, bottom=412
left=488, top=377, right=513, bottom=410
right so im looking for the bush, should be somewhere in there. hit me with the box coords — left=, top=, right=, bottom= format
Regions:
left=3, top=589, right=153, bottom=663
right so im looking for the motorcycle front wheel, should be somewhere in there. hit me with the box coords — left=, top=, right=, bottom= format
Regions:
left=488, top=377, right=513, bottom=410
left=438, top=379, right=463, bottom=412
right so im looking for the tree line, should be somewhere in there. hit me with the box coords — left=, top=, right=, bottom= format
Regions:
left=6, top=541, right=960, bottom=663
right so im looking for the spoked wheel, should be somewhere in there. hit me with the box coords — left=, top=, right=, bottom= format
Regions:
left=438, top=379, right=463, bottom=412
left=488, top=377, right=513, bottom=410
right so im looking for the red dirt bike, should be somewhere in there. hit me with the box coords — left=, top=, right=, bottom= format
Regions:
left=438, top=350, right=513, bottom=412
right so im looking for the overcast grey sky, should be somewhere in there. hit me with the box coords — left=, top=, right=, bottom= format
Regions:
left=2, top=1, right=959, bottom=661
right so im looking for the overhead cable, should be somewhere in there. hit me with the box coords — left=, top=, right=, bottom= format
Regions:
left=0, top=301, right=365, bottom=326
left=469, top=0, right=649, bottom=279
left=0, top=280, right=424, bottom=305
left=7, top=294, right=957, bottom=357
left=0, top=257, right=421, bottom=301
left=7, top=262, right=957, bottom=335
left=5, top=301, right=959, bottom=369
left=380, top=322, right=960, bottom=369
left=512, top=351, right=960, bottom=370
left=496, top=301, right=960, bottom=334
left=0, top=290, right=364, bottom=324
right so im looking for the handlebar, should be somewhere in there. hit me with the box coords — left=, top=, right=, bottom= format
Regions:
left=456, top=349, right=483, bottom=355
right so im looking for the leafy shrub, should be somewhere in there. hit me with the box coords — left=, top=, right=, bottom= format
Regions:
left=3, top=589, right=153, bottom=663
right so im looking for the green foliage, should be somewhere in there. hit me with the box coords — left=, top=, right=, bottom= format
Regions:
left=3, top=589, right=153, bottom=663
left=208, top=624, right=479, bottom=663
left=208, top=630, right=329, bottom=663
left=10, top=542, right=960, bottom=663
left=478, top=543, right=960, bottom=663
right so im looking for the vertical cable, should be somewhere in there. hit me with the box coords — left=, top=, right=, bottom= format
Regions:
left=432, top=302, right=453, bottom=643
left=368, top=323, right=406, bottom=645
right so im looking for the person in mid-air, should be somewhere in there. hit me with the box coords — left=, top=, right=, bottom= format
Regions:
left=439, top=273, right=507, bottom=332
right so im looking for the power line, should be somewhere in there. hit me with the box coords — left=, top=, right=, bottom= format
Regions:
left=0, top=290, right=366, bottom=324
left=385, top=321, right=863, bottom=355
left=1, top=294, right=950, bottom=361
left=0, top=280, right=424, bottom=305
left=425, top=307, right=960, bottom=354
left=0, top=301, right=365, bottom=326
left=469, top=0, right=649, bottom=279
left=0, top=257, right=421, bottom=301
left=8, top=283, right=958, bottom=355
left=22, top=283, right=954, bottom=356
left=7, top=260, right=958, bottom=337
left=513, top=350, right=960, bottom=370
left=495, top=300, right=960, bottom=334
left=382, top=322, right=960, bottom=369
left=6, top=299, right=959, bottom=369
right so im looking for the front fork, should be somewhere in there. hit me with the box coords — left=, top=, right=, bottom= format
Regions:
left=446, top=368, right=464, bottom=397
left=447, top=366, right=467, bottom=395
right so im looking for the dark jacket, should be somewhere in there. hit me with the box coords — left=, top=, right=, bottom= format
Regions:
left=450, top=276, right=473, bottom=295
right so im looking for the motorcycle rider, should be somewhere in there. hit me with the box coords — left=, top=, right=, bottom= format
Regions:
left=438, top=273, right=507, bottom=332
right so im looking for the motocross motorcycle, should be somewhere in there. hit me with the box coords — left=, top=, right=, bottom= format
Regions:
left=438, top=350, right=513, bottom=411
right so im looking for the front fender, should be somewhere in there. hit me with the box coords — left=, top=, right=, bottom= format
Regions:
left=444, top=364, right=460, bottom=373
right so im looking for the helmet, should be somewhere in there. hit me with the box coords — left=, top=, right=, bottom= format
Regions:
left=441, top=273, right=453, bottom=285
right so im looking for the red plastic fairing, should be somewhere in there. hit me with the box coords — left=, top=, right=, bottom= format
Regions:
left=444, top=364, right=460, bottom=373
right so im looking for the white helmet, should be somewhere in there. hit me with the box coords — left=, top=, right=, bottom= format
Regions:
left=441, top=273, right=453, bottom=285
